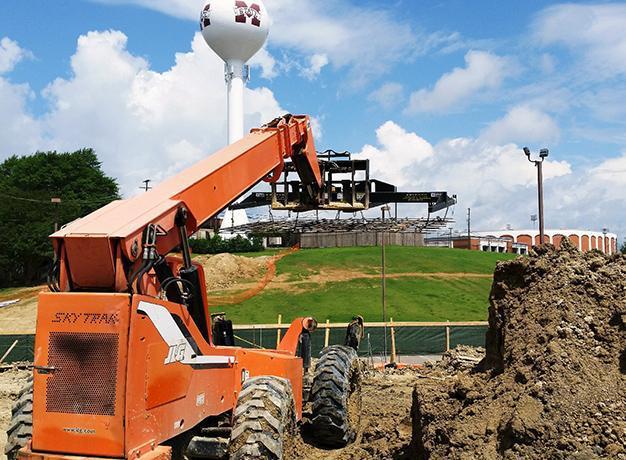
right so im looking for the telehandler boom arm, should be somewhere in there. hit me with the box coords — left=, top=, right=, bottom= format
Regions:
left=49, top=114, right=322, bottom=292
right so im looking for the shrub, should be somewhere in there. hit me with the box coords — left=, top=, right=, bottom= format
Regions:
left=190, top=234, right=264, bottom=254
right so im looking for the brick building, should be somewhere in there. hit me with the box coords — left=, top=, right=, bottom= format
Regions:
left=473, top=229, right=617, bottom=255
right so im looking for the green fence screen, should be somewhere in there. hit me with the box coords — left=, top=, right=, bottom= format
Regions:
left=232, top=326, right=487, bottom=357
left=0, top=326, right=487, bottom=364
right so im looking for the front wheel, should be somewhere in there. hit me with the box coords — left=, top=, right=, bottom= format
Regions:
left=5, top=375, right=33, bottom=460
left=310, top=345, right=362, bottom=447
left=228, top=376, right=295, bottom=460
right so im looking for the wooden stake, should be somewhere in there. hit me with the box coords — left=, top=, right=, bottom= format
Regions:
left=390, top=317, right=397, bottom=364
left=324, top=319, right=330, bottom=348
left=276, top=314, right=282, bottom=347
left=445, top=320, right=451, bottom=352
left=0, top=340, right=18, bottom=364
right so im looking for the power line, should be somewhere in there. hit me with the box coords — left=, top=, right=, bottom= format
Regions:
left=0, top=194, right=48, bottom=204
left=0, top=193, right=118, bottom=205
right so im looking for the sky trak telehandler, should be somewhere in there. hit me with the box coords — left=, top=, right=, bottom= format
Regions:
left=6, top=114, right=454, bottom=460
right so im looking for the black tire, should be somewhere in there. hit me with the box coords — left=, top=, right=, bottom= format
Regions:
left=5, top=375, right=33, bottom=460
left=228, top=376, right=295, bottom=460
left=310, top=345, right=362, bottom=448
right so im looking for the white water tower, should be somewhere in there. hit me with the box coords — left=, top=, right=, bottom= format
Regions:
left=200, top=1, right=270, bottom=144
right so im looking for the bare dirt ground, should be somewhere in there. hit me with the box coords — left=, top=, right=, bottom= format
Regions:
left=195, top=253, right=270, bottom=291
left=289, top=367, right=418, bottom=460
left=0, top=363, right=417, bottom=460
left=0, top=287, right=44, bottom=335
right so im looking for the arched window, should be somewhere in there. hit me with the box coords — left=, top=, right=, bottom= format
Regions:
left=581, top=235, right=590, bottom=252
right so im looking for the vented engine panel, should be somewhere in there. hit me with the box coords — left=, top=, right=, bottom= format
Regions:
left=46, top=332, right=119, bottom=416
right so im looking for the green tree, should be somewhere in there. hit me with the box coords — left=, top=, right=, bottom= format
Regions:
left=0, top=149, right=119, bottom=286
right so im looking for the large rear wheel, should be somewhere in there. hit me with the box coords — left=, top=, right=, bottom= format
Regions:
left=228, top=376, right=295, bottom=460
left=5, top=375, right=33, bottom=460
left=310, top=345, right=362, bottom=448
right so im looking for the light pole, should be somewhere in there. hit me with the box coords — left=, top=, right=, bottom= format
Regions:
left=380, top=205, right=391, bottom=362
left=524, top=147, right=549, bottom=245
left=51, top=197, right=61, bottom=232
left=603, top=228, right=608, bottom=254
left=467, top=208, right=471, bottom=250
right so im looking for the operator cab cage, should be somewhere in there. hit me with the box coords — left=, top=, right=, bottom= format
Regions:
left=231, top=149, right=457, bottom=213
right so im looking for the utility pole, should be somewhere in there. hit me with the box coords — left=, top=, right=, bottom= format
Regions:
left=51, top=197, right=61, bottom=232
left=380, top=205, right=391, bottom=362
left=140, top=179, right=152, bottom=192
left=467, top=208, right=471, bottom=250
left=524, top=147, right=549, bottom=244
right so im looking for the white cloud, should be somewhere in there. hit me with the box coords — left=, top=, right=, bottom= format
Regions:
left=309, top=116, right=323, bottom=140
left=248, top=47, right=277, bottom=79
left=0, top=79, right=42, bottom=156
left=368, top=82, right=404, bottom=110
left=0, top=37, right=32, bottom=74
left=356, top=121, right=578, bottom=232
left=0, top=38, right=41, bottom=155
left=538, top=53, right=556, bottom=74
left=301, top=53, right=329, bottom=80
left=533, top=3, right=626, bottom=78
left=480, top=105, right=560, bottom=145
left=406, top=50, right=512, bottom=114
left=0, top=30, right=285, bottom=195
left=358, top=121, right=434, bottom=186
left=92, top=0, right=200, bottom=19
left=92, top=0, right=462, bottom=86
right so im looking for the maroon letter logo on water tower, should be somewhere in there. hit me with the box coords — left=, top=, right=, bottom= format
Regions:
left=234, top=2, right=262, bottom=27
left=200, top=3, right=211, bottom=29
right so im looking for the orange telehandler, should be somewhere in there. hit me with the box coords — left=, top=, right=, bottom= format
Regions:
left=6, top=115, right=365, bottom=460
left=6, top=114, right=455, bottom=460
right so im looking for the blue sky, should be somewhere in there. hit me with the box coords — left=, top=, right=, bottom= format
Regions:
left=1, top=1, right=626, bottom=236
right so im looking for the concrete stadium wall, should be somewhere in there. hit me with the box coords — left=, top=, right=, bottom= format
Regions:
left=299, top=232, right=425, bottom=249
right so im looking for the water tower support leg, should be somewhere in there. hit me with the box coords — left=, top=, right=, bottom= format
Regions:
left=226, top=60, right=245, bottom=144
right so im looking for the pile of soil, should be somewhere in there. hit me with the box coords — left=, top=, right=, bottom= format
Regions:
left=412, top=241, right=626, bottom=459
left=195, top=253, right=268, bottom=290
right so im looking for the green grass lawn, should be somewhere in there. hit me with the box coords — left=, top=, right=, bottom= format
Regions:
left=215, top=246, right=516, bottom=324
left=276, top=246, right=513, bottom=278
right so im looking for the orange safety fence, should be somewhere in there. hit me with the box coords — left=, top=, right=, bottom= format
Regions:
left=207, top=246, right=299, bottom=305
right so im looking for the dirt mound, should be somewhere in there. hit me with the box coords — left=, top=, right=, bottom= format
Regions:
left=412, top=241, right=626, bottom=459
left=195, top=253, right=268, bottom=290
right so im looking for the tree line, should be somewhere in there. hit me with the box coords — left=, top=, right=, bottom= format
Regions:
left=0, top=149, right=266, bottom=288
left=0, top=149, right=119, bottom=287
